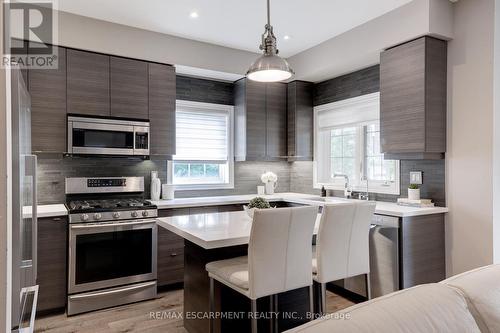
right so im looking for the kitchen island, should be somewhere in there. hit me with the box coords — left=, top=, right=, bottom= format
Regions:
left=157, top=211, right=322, bottom=333
left=157, top=199, right=447, bottom=333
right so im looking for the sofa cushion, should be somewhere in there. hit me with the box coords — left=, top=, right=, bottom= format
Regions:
left=441, top=264, right=500, bottom=333
left=285, top=283, right=480, bottom=333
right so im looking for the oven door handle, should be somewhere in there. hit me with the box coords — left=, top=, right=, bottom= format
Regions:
left=70, top=219, right=157, bottom=229
left=68, top=281, right=156, bottom=300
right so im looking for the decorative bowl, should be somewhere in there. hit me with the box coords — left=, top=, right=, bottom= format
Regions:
left=243, top=205, right=256, bottom=218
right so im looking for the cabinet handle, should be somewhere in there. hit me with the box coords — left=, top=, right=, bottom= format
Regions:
left=170, top=253, right=178, bottom=257
left=53, top=217, right=61, bottom=221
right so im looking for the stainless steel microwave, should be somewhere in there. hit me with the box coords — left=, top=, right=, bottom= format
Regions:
left=67, top=115, right=150, bottom=157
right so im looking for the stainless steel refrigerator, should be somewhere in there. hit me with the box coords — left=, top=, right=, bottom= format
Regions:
left=11, top=65, right=38, bottom=332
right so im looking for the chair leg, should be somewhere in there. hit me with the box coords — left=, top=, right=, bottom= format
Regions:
left=320, top=283, right=327, bottom=315
left=273, top=294, right=279, bottom=333
left=365, top=273, right=372, bottom=300
left=251, top=299, right=258, bottom=333
left=269, top=296, right=274, bottom=333
left=209, top=277, right=215, bottom=333
left=309, top=285, right=314, bottom=321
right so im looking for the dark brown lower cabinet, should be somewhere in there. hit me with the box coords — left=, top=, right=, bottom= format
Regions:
left=36, top=216, right=67, bottom=314
left=157, top=228, right=185, bottom=286
left=157, top=209, right=186, bottom=286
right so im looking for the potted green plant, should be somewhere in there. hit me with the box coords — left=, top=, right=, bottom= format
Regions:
left=408, top=184, right=420, bottom=201
left=244, top=197, right=271, bottom=218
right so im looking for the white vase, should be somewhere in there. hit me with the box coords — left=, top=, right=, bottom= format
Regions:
left=265, top=182, right=275, bottom=195
left=150, top=172, right=161, bottom=201
left=408, top=188, right=420, bottom=201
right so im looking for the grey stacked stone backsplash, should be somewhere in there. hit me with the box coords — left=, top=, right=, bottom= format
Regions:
left=36, top=67, right=445, bottom=206
left=289, top=160, right=446, bottom=206
left=176, top=75, right=234, bottom=105
left=38, top=157, right=444, bottom=206
left=174, top=161, right=291, bottom=198
left=36, top=157, right=291, bottom=204
left=313, top=65, right=380, bottom=106
left=37, top=156, right=168, bottom=204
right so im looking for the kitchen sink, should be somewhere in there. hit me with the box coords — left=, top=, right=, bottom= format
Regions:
left=300, top=196, right=350, bottom=203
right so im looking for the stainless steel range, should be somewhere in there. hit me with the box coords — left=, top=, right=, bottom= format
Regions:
left=65, top=177, right=157, bottom=316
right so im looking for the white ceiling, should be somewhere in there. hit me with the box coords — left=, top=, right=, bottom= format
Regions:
left=57, top=0, right=413, bottom=58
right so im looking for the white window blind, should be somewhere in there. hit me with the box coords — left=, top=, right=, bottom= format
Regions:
left=315, top=93, right=379, bottom=130
left=175, top=110, right=229, bottom=162
left=171, top=100, right=234, bottom=190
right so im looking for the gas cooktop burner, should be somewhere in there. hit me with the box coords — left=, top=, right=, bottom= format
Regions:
left=67, top=198, right=155, bottom=212
left=65, top=176, right=158, bottom=223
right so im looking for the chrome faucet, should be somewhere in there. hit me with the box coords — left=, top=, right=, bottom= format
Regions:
left=359, top=178, right=369, bottom=200
left=333, top=173, right=352, bottom=198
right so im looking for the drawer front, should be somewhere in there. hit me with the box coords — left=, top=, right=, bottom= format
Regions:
left=157, top=228, right=184, bottom=286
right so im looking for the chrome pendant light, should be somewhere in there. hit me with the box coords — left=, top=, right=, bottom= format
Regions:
left=246, top=0, right=294, bottom=82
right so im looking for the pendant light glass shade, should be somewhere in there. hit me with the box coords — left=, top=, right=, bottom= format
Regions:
left=246, top=0, right=294, bottom=82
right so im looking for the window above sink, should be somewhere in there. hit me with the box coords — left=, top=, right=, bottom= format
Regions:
left=313, top=93, right=400, bottom=195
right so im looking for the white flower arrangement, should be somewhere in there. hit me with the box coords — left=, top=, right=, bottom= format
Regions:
left=261, top=171, right=278, bottom=183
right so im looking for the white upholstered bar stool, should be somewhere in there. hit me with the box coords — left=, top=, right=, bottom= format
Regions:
left=313, top=201, right=376, bottom=315
left=205, top=206, right=318, bottom=333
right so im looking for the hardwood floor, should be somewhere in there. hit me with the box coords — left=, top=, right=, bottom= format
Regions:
left=35, top=288, right=354, bottom=333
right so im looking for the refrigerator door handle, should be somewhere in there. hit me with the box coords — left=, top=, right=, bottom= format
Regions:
left=25, top=154, right=37, bottom=283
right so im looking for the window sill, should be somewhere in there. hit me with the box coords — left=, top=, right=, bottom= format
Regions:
left=173, top=183, right=235, bottom=191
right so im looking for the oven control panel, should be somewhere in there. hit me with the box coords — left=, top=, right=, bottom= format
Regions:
left=66, top=177, right=144, bottom=194
left=69, top=209, right=158, bottom=224
left=87, top=178, right=126, bottom=187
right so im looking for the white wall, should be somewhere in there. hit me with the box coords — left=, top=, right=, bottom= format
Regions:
left=21, top=2, right=453, bottom=83
left=446, top=0, right=495, bottom=276
left=288, top=0, right=454, bottom=82
left=42, top=10, right=259, bottom=76
left=493, top=0, right=500, bottom=264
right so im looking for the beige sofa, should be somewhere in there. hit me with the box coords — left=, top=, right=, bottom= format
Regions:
left=286, top=265, right=500, bottom=333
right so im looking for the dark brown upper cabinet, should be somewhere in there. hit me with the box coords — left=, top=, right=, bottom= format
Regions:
left=110, top=57, right=149, bottom=119
left=287, top=81, right=314, bottom=161
left=29, top=46, right=67, bottom=153
left=266, top=83, right=287, bottom=159
left=67, top=49, right=110, bottom=117
left=380, top=36, right=447, bottom=160
left=234, top=79, right=287, bottom=161
left=148, top=63, right=176, bottom=157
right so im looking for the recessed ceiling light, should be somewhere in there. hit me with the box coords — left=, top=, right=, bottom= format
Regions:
left=190, top=11, right=199, bottom=19
left=283, top=35, right=290, bottom=40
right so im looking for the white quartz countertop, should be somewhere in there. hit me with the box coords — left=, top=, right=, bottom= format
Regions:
left=22, top=193, right=448, bottom=219
left=157, top=211, right=322, bottom=249
left=151, top=192, right=448, bottom=217
left=22, top=204, right=68, bottom=219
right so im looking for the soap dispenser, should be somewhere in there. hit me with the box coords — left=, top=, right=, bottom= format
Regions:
left=321, top=186, right=327, bottom=197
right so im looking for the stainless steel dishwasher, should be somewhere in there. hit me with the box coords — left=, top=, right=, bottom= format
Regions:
left=342, top=214, right=400, bottom=298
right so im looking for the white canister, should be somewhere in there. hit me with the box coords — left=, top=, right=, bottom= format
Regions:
left=257, top=186, right=265, bottom=195
left=150, top=171, right=161, bottom=201
left=162, top=184, right=175, bottom=200
left=265, top=182, right=276, bottom=195
left=408, top=188, right=421, bottom=201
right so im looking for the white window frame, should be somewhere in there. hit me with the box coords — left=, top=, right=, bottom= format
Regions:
left=168, top=100, right=235, bottom=191
left=313, top=93, right=400, bottom=195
